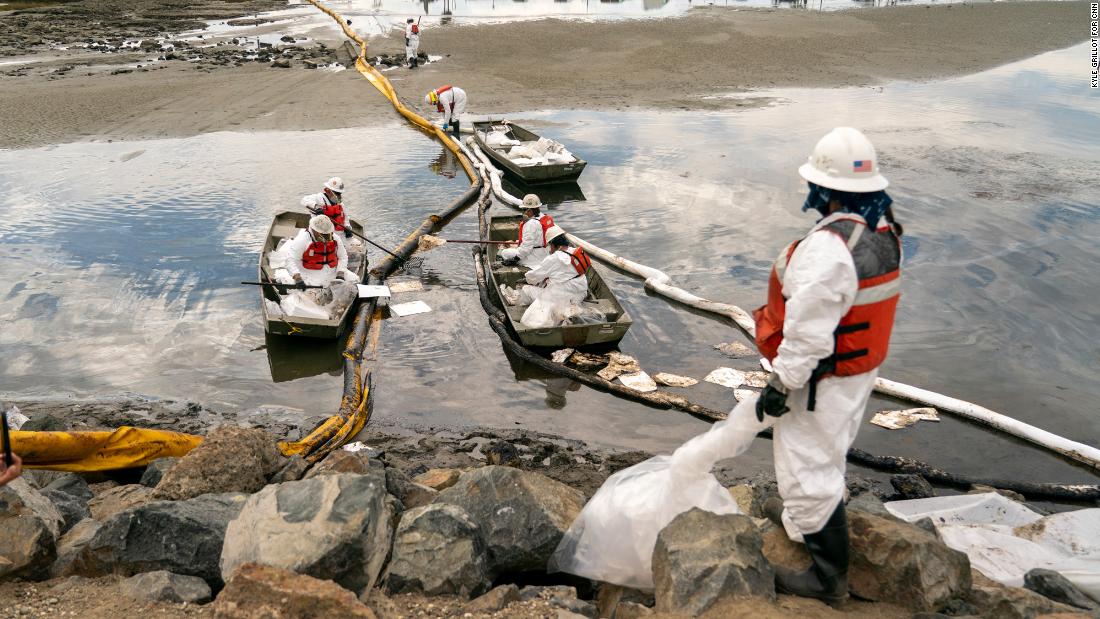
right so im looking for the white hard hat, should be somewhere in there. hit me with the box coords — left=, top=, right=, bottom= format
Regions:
left=544, top=225, right=567, bottom=243
left=324, top=177, right=345, bottom=194
left=522, top=194, right=542, bottom=210
left=309, top=214, right=335, bottom=235
left=798, top=127, right=889, bottom=193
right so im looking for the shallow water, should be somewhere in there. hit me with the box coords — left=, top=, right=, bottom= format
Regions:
left=1, top=43, right=1097, bottom=487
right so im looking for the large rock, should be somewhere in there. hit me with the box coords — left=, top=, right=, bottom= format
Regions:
left=87, top=484, right=154, bottom=521
left=652, top=509, right=774, bottom=615
left=411, top=468, right=461, bottom=491
left=43, top=473, right=93, bottom=502
left=385, top=504, right=491, bottom=598
left=153, top=426, right=281, bottom=500
left=763, top=510, right=971, bottom=611
left=139, top=457, right=178, bottom=488
left=41, top=489, right=91, bottom=535
left=433, top=466, right=585, bottom=573
left=1024, top=568, right=1098, bottom=610
left=213, top=562, right=376, bottom=618
left=0, top=478, right=64, bottom=579
left=848, top=510, right=970, bottom=610
left=220, top=473, right=394, bottom=594
left=79, top=492, right=247, bottom=587
left=120, top=570, right=212, bottom=603
left=384, top=466, right=436, bottom=508
left=969, top=573, right=1081, bottom=618
left=304, top=449, right=383, bottom=479
left=269, top=454, right=309, bottom=483
left=50, top=518, right=100, bottom=577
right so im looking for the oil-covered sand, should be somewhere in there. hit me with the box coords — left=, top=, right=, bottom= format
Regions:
left=0, top=1, right=1090, bottom=148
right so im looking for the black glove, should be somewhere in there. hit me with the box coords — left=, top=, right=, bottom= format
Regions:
left=294, top=281, right=307, bottom=290
left=344, top=228, right=353, bottom=239
left=755, top=373, right=790, bottom=422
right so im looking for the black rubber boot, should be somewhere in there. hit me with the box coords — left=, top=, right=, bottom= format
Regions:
left=774, top=503, right=849, bottom=605
left=451, top=119, right=461, bottom=137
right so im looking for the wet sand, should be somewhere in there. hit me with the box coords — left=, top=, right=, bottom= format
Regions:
left=0, top=1, right=1090, bottom=149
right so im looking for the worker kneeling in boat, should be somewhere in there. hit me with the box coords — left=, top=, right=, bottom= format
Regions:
left=500, top=225, right=591, bottom=323
left=285, top=215, right=361, bottom=288
left=424, top=85, right=467, bottom=137
left=301, top=177, right=353, bottom=239
left=499, top=194, right=553, bottom=269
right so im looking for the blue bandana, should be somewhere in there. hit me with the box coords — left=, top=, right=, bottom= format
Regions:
left=802, top=182, right=893, bottom=229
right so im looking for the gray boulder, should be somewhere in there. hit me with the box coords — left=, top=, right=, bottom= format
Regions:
left=153, top=426, right=281, bottom=500
left=969, top=572, right=1081, bottom=618
left=652, top=509, right=774, bottom=615
left=50, top=518, right=101, bottom=578
left=120, top=570, right=212, bottom=604
left=87, top=484, right=154, bottom=521
left=43, top=473, right=93, bottom=502
left=0, top=478, right=64, bottom=579
left=385, top=504, right=491, bottom=598
left=433, top=466, right=585, bottom=573
left=847, top=493, right=895, bottom=520
left=847, top=510, right=971, bottom=611
left=41, top=488, right=91, bottom=534
left=268, top=454, right=309, bottom=483
left=220, top=473, right=394, bottom=594
left=139, top=457, right=178, bottom=488
left=1023, top=568, right=1098, bottom=610
left=79, top=492, right=248, bottom=587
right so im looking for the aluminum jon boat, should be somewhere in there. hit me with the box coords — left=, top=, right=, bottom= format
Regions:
left=258, top=210, right=368, bottom=339
left=473, top=121, right=587, bottom=185
left=483, top=213, right=631, bottom=348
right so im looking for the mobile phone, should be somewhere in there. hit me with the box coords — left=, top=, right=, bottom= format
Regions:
left=1, top=411, right=12, bottom=468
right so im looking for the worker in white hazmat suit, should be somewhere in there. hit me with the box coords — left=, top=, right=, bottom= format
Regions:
left=500, top=226, right=593, bottom=327
left=284, top=215, right=361, bottom=288
left=499, top=194, right=553, bottom=269
left=424, top=85, right=466, bottom=137
left=404, top=18, right=420, bottom=69
left=301, top=177, right=353, bottom=239
left=704, top=127, right=902, bottom=604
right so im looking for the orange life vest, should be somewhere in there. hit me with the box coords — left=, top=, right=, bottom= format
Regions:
left=301, top=239, right=338, bottom=270
left=517, top=214, right=555, bottom=248
left=568, top=247, right=591, bottom=277
left=433, top=85, right=454, bottom=113
left=320, top=202, right=346, bottom=232
left=753, top=215, right=901, bottom=381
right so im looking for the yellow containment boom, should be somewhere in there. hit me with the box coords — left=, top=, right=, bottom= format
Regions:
left=10, top=427, right=202, bottom=472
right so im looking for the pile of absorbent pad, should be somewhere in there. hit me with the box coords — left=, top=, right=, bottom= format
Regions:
left=484, top=126, right=577, bottom=167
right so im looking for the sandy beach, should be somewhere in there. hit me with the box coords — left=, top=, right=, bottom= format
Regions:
left=0, top=1, right=1089, bottom=148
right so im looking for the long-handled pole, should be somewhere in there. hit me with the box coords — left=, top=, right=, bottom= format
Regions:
left=344, top=228, right=420, bottom=267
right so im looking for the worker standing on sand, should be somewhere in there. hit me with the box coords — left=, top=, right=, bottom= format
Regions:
left=745, top=126, right=902, bottom=603
left=425, top=85, right=467, bottom=137
left=500, top=194, right=553, bottom=269
left=301, top=177, right=351, bottom=239
left=404, top=18, right=420, bottom=69
left=285, top=215, right=361, bottom=288
left=500, top=225, right=591, bottom=309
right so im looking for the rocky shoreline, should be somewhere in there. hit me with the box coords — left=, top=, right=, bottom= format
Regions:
left=2, top=398, right=1096, bottom=618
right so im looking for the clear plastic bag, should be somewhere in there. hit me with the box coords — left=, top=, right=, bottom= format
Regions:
left=561, top=302, right=606, bottom=325
left=550, top=402, right=765, bottom=589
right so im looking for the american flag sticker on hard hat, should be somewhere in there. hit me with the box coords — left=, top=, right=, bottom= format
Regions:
left=853, top=160, right=872, bottom=173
